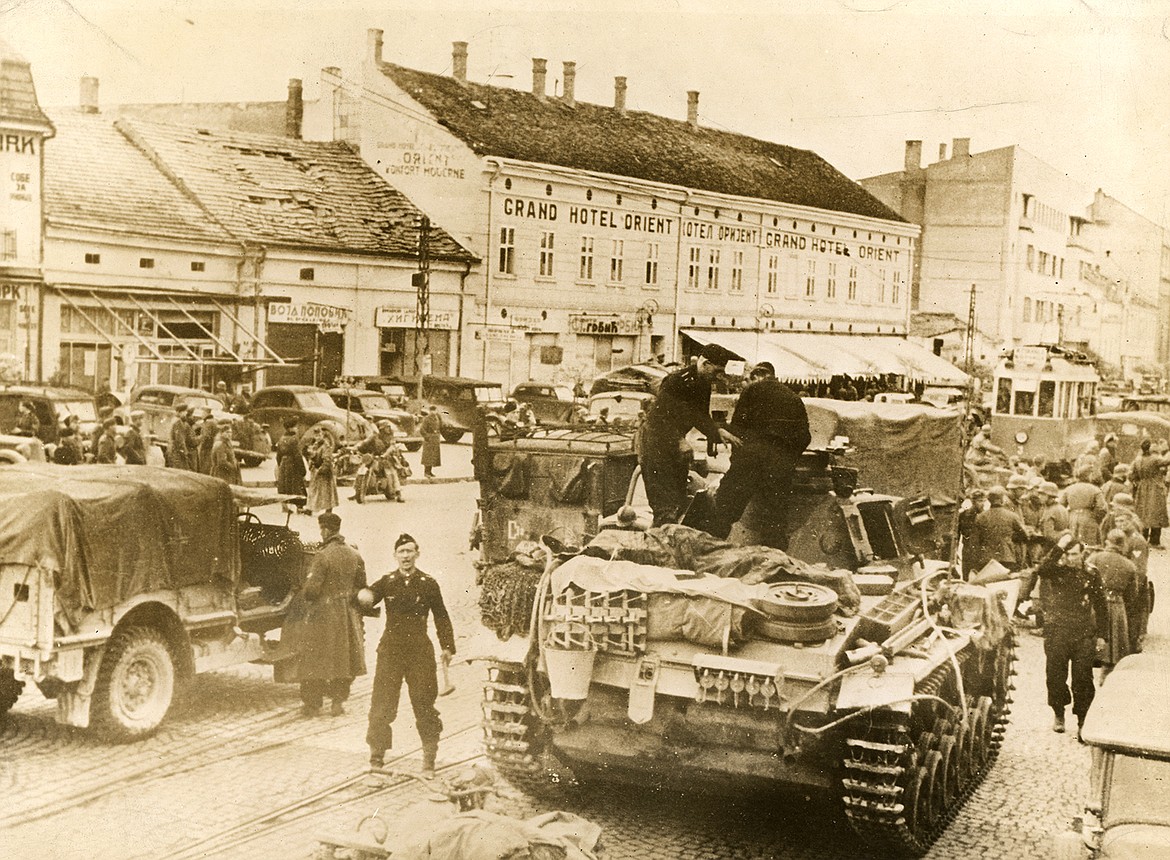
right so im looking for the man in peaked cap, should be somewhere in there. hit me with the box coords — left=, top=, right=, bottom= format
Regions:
left=639, top=345, right=741, bottom=526
left=168, top=403, right=197, bottom=471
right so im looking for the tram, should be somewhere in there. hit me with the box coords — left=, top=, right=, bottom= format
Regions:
left=989, top=344, right=1100, bottom=467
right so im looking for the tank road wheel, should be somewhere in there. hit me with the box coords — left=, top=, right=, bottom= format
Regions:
left=482, top=661, right=573, bottom=797
left=0, top=667, right=24, bottom=717
left=91, top=626, right=177, bottom=742
left=967, top=696, right=994, bottom=778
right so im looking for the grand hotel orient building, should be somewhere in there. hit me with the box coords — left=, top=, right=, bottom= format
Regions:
left=302, top=31, right=963, bottom=391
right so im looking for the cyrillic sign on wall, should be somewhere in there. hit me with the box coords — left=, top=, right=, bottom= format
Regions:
left=268, top=302, right=351, bottom=333
left=374, top=307, right=457, bottom=330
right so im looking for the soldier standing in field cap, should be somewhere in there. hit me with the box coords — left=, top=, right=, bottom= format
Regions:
left=362, top=533, right=455, bottom=777
left=639, top=343, right=741, bottom=526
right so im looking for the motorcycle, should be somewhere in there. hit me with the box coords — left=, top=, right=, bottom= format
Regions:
left=353, top=445, right=410, bottom=503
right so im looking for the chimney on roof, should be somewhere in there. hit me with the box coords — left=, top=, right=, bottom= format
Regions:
left=687, top=90, right=699, bottom=129
left=286, top=79, right=304, bottom=139
left=938, top=142, right=948, bottom=161
left=452, top=41, right=468, bottom=83
left=562, top=61, right=576, bottom=107
left=904, top=140, right=922, bottom=171
left=80, top=76, right=99, bottom=114
left=953, top=137, right=971, bottom=159
left=532, top=58, right=547, bottom=100
left=368, top=29, right=383, bottom=65
left=614, top=76, right=627, bottom=115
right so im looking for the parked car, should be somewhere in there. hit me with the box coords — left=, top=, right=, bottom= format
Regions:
left=249, top=384, right=373, bottom=450
left=0, top=383, right=105, bottom=447
left=327, top=387, right=422, bottom=451
left=509, top=381, right=577, bottom=424
left=586, top=390, right=653, bottom=430
left=126, top=383, right=246, bottom=455
left=417, top=375, right=506, bottom=443
left=588, top=362, right=671, bottom=396
left=1121, top=394, right=1170, bottom=415
left=1095, top=411, right=1170, bottom=464
left=1053, top=652, right=1170, bottom=860
left=919, top=386, right=967, bottom=409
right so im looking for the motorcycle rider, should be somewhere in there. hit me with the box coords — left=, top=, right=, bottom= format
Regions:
left=352, top=420, right=405, bottom=503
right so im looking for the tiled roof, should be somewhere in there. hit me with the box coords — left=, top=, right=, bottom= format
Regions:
left=119, top=119, right=473, bottom=260
left=44, top=110, right=232, bottom=243
left=381, top=63, right=905, bottom=224
left=909, top=312, right=964, bottom=339
left=0, top=40, right=53, bottom=129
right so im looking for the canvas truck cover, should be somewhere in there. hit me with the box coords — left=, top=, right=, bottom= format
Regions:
left=803, top=398, right=964, bottom=504
left=0, top=464, right=239, bottom=617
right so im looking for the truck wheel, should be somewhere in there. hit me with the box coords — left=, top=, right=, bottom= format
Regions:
left=0, top=667, right=24, bottom=716
left=300, top=422, right=339, bottom=456
left=91, top=626, right=177, bottom=741
left=440, top=426, right=465, bottom=444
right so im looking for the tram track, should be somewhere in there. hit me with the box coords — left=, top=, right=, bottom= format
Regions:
left=151, top=722, right=486, bottom=860
left=0, top=669, right=425, bottom=832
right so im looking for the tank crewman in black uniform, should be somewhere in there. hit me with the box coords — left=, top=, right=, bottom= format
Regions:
left=363, top=533, right=455, bottom=777
left=709, top=361, right=811, bottom=549
left=1036, top=533, right=1107, bottom=740
left=639, top=344, right=741, bottom=526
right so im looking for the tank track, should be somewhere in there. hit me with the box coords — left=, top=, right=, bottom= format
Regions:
left=840, top=629, right=1017, bottom=857
left=482, top=660, right=573, bottom=797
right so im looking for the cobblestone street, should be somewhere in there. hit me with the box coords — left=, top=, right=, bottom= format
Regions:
left=2, top=445, right=1162, bottom=859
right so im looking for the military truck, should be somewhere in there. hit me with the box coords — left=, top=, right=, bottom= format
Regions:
left=0, top=464, right=305, bottom=740
left=475, top=424, right=1016, bottom=857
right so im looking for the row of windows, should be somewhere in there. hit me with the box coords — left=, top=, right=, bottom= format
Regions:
left=1, top=230, right=15, bottom=261
left=499, top=229, right=903, bottom=303
left=1022, top=297, right=1087, bottom=327
left=1025, top=245, right=1066, bottom=278
left=1021, top=194, right=1069, bottom=233
left=82, top=251, right=206, bottom=272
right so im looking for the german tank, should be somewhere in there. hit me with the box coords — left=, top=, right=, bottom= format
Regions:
left=474, top=427, right=1017, bottom=857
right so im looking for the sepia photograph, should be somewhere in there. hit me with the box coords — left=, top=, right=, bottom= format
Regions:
left=0, top=1, right=1168, bottom=857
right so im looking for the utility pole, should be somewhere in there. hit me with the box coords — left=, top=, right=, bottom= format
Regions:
left=412, top=215, right=431, bottom=383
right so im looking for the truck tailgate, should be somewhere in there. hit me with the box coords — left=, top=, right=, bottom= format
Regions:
left=0, top=562, right=53, bottom=652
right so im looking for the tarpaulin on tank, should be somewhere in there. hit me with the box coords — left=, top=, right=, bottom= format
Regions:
left=804, top=398, right=963, bottom=504
left=0, top=464, right=239, bottom=617
left=584, top=524, right=861, bottom=615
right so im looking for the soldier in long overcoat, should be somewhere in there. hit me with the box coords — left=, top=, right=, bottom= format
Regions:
left=282, top=512, right=367, bottom=716
left=419, top=406, right=442, bottom=478
left=208, top=422, right=241, bottom=485
left=1131, top=439, right=1170, bottom=547
left=275, top=417, right=307, bottom=511
left=168, top=404, right=196, bottom=470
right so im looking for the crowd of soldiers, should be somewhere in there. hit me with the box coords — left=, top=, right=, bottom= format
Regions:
left=959, top=430, right=1161, bottom=740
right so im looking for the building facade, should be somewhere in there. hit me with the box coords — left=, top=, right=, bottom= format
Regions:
left=39, top=89, right=474, bottom=396
left=302, top=32, right=935, bottom=392
left=0, top=41, right=54, bottom=380
left=861, top=140, right=1162, bottom=379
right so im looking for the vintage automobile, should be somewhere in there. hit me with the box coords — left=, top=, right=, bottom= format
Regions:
left=1054, top=652, right=1170, bottom=859
left=0, top=383, right=105, bottom=447
left=250, top=384, right=373, bottom=451
left=419, top=375, right=507, bottom=443
left=586, top=390, right=653, bottom=430
left=327, top=386, right=422, bottom=451
left=473, top=422, right=1015, bottom=857
left=125, top=384, right=269, bottom=465
left=588, top=362, right=671, bottom=396
left=1095, top=411, right=1170, bottom=464
left=0, top=464, right=306, bottom=739
left=510, top=382, right=578, bottom=425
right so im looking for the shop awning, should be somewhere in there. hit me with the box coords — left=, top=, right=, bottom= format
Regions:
left=680, top=329, right=968, bottom=385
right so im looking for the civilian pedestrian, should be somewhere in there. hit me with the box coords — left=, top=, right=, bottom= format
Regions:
left=1087, top=529, right=1141, bottom=679
left=281, top=512, right=366, bottom=717
left=419, top=405, right=442, bottom=479
left=708, top=361, right=810, bottom=549
left=168, top=404, right=197, bottom=471
left=639, top=343, right=740, bottom=526
left=276, top=418, right=307, bottom=514
left=1130, top=439, right=1170, bottom=548
left=364, top=533, right=455, bottom=777
left=1036, top=534, right=1107, bottom=740
left=305, top=439, right=338, bottom=516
